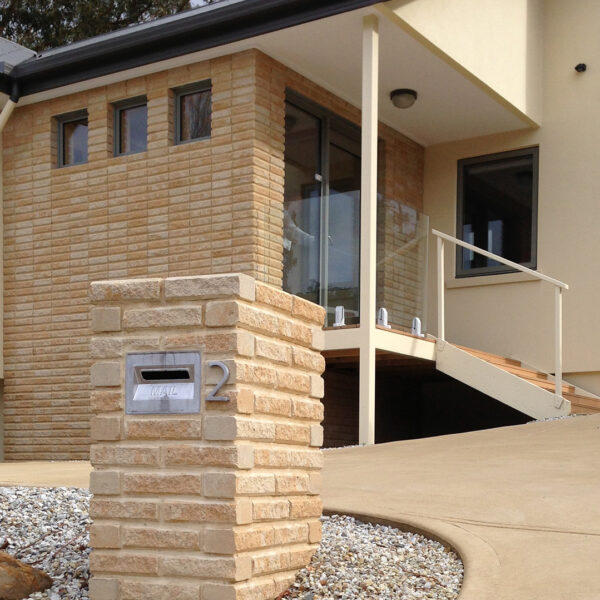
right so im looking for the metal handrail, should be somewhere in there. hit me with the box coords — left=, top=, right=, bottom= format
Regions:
left=432, top=228, right=568, bottom=403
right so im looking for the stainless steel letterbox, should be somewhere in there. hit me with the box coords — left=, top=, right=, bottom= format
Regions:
left=125, top=352, right=201, bottom=414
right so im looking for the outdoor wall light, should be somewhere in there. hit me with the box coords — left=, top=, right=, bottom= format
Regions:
left=390, top=88, right=418, bottom=108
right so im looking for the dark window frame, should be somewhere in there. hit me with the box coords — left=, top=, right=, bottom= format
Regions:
left=174, top=79, right=212, bottom=145
left=456, top=146, right=539, bottom=278
left=113, top=95, right=148, bottom=157
left=56, top=109, right=88, bottom=168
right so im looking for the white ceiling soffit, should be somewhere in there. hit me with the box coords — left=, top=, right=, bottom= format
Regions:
left=18, top=7, right=530, bottom=146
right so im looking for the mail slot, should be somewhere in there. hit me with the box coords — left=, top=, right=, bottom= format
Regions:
left=125, top=351, right=201, bottom=414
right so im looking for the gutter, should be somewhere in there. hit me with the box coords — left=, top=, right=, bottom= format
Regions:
left=7, top=0, right=385, bottom=98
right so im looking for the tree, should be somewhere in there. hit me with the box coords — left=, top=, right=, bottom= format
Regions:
left=0, top=0, right=196, bottom=53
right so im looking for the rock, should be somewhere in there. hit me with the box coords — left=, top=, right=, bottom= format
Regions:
left=0, top=551, right=52, bottom=600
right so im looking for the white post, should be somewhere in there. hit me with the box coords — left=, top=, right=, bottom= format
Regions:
left=437, top=236, right=445, bottom=341
left=358, top=14, right=379, bottom=446
left=555, top=286, right=562, bottom=399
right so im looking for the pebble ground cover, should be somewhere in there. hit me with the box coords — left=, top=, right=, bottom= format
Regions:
left=0, top=487, right=463, bottom=600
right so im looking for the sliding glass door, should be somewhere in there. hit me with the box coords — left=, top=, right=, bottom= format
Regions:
left=283, top=93, right=361, bottom=325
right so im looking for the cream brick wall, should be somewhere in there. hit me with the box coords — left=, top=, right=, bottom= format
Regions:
left=88, top=273, right=325, bottom=600
left=2, top=48, right=423, bottom=460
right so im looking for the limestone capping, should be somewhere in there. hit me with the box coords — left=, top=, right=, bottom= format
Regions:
left=89, top=273, right=325, bottom=600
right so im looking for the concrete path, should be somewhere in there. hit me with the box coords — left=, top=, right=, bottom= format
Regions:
left=0, top=461, right=91, bottom=488
left=323, top=414, right=600, bottom=600
left=0, top=416, right=599, bottom=598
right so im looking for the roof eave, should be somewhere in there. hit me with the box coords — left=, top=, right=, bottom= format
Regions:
left=11, top=0, right=385, bottom=98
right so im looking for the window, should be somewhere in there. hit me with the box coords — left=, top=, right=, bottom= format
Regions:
left=114, top=96, right=147, bottom=156
left=456, top=147, right=538, bottom=277
left=57, top=110, right=88, bottom=167
left=174, top=81, right=211, bottom=144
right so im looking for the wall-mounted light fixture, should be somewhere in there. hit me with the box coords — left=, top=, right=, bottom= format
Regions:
left=390, top=88, right=418, bottom=109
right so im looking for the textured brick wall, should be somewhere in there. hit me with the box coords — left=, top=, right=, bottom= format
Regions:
left=2, top=50, right=283, bottom=460
left=88, top=273, right=325, bottom=600
left=2, top=48, right=423, bottom=460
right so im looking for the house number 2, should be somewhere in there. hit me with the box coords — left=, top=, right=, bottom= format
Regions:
left=207, top=361, right=230, bottom=401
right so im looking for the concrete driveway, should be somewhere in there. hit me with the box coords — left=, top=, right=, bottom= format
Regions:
left=323, top=414, right=600, bottom=600
left=1, top=416, right=599, bottom=598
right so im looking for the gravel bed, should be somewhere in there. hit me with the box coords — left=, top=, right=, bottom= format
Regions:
left=285, top=515, right=463, bottom=599
left=0, top=489, right=462, bottom=600
left=0, top=486, right=91, bottom=599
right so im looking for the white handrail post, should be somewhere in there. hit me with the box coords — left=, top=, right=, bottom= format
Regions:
left=437, top=235, right=445, bottom=341
left=555, top=286, right=563, bottom=398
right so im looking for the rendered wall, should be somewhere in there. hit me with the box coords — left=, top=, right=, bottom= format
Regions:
left=88, top=273, right=325, bottom=600
left=423, top=0, right=600, bottom=386
left=383, top=0, right=543, bottom=123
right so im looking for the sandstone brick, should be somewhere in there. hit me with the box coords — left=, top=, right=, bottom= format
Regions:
left=289, top=497, right=322, bottom=519
left=308, top=519, right=322, bottom=544
left=233, top=526, right=276, bottom=552
left=122, top=526, right=201, bottom=550
left=236, top=473, right=276, bottom=496
left=203, top=416, right=237, bottom=441
left=311, top=326, right=325, bottom=351
left=203, top=528, right=235, bottom=555
left=90, top=391, right=123, bottom=413
left=165, top=273, right=255, bottom=301
left=277, top=371, right=310, bottom=394
left=162, top=500, right=237, bottom=523
left=89, top=578, right=119, bottom=600
left=292, top=347, right=325, bottom=373
left=90, top=336, right=161, bottom=358
left=90, top=416, right=121, bottom=441
left=164, top=444, right=253, bottom=469
left=275, top=423, right=310, bottom=445
left=91, top=445, right=160, bottom=467
left=89, top=470, right=121, bottom=495
left=251, top=550, right=290, bottom=576
left=125, top=418, right=202, bottom=440
left=203, top=472, right=236, bottom=498
left=236, top=418, right=275, bottom=441
left=291, top=398, right=324, bottom=421
left=91, top=362, right=121, bottom=388
left=291, top=296, right=325, bottom=325
left=90, top=498, right=159, bottom=520
left=252, top=499, right=289, bottom=521
left=255, top=338, right=291, bottom=365
left=255, top=282, right=293, bottom=313
left=205, top=300, right=239, bottom=327
left=310, top=424, right=324, bottom=447
left=201, top=583, right=236, bottom=600
left=278, top=318, right=312, bottom=345
left=289, top=547, right=318, bottom=569
left=272, top=522, right=309, bottom=546
left=254, top=394, right=291, bottom=417
left=159, top=555, right=249, bottom=581
left=90, top=278, right=162, bottom=302
left=91, top=307, right=121, bottom=332
left=90, top=551, right=158, bottom=575
left=123, top=307, right=203, bottom=329
left=121, top=581, right=199, bottom=600
left=310, top=375, right=324, bottom=399
left=253, top=448, right=323, bottom=470
left=275, top=473, right=309, bottom=494
left=123, top=472, right=203, bottom=495
left=90, top=524, right=121, bottom=549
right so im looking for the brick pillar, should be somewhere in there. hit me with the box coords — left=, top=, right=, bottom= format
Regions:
left=88, top=273, right=325, bottom=600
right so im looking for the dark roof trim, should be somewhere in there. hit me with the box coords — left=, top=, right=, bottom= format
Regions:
left=10, top=0, right=385, bottom=98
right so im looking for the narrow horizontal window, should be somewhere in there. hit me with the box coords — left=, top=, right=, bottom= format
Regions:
left=174, top=81, right=211, bottom=144
left=456, top=147, right=539, bottom=277
left=57, top=110, right=88, bottom=167
left=114, top=96, right=147, bottom=156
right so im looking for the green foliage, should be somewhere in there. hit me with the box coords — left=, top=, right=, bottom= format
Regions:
left=0, top=0, right=194, bottom=52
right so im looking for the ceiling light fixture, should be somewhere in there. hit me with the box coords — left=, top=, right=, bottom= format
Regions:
left=390, top=88, right=418, bottom=109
